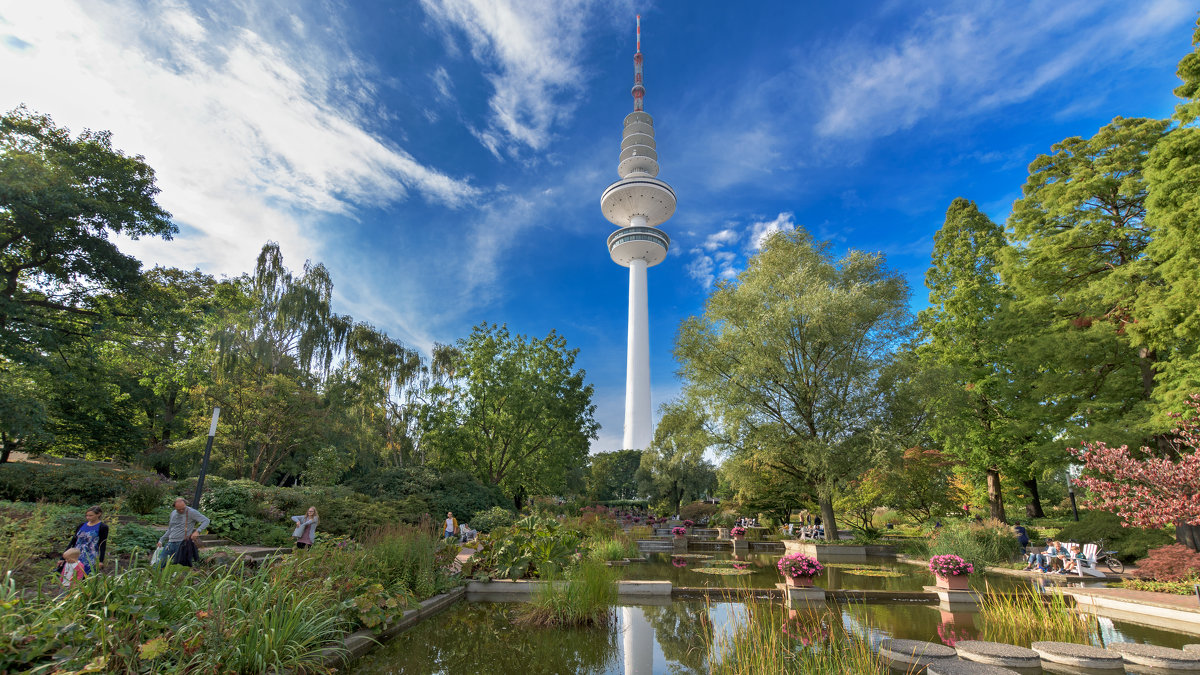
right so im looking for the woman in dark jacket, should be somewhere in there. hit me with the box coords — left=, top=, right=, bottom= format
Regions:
left=67, top=505, right=109, bottom=574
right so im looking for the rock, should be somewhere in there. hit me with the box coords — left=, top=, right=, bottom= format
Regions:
left=1031, top=641, right=1124, bottom=669
left=926, top=659, right=1020, bottom=675
left=1108, top=642, right=1200, bottom=670
left=877, top=638, right=957, bottom=668
left=954, top=640, right=1040, bottom=668
left=1187, top=644, right=1200, bottom=654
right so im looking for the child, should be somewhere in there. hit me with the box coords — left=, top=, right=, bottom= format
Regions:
left=60, top=548, right=86, bottom=590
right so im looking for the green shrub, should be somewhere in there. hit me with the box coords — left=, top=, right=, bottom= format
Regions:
left=924, top=519, right=1021, bottom=570
left=124, top=475, right=173, bottom=515
left=347, top=466, right=507, bottom=523
left=108, top=522, right=162, bottom=555
left=1054, top=510, right=1174, bottom=562
left=472, top=505, right=516, bottom=533
left=0, top=460, right=155, bottom=504
left=588, top=535, right=638, bottom=562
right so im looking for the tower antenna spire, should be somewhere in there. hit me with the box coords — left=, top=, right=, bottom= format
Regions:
left=632, top=15, right=644, bottom=112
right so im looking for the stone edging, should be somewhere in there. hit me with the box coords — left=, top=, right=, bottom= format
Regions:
left=319, top=585, right=467, bottom=670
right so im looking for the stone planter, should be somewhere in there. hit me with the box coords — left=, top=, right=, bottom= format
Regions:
left=784, top=575, right=815, bottom=588
left=935, top=574, right=970, bottom=591
left=672, top=535, right=688, bottom=552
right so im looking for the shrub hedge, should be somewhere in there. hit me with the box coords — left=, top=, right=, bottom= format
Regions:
left=1053, top=510, right=1174, bottom=562
left=0, top=460, right=159, bottom=505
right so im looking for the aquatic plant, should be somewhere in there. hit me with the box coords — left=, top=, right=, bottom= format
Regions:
left=588, top=534, right=639, bottom=562
left=693, top=567, right=753, bottom=576
left=515, top=559, right=617, bottom=628
left=703, top=593, right=903, bottom=674
left=977, top=585, right=1098, bottom=646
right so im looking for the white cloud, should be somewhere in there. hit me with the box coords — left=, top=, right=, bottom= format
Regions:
left=703, top=228, right=740, bottom=251
left=0, top=0, right=478, bottom=276
left=419, top=0, right=630, bottom=157
left=815, top=0, right=1191, bottom=139
left=686, top=251, right=715, bottom=288
left=749, top=212, right=796, bottom=251
left=431, top=65, right=454, bottom=100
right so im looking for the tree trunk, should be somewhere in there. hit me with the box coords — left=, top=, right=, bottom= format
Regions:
left=1023, top=478, right=1044, bottom=518
left=986, top=469, right=1006, bottom=523
left=1176, top=521, right=1200, bottom=552
left=0, top=434, right=10, bottom=464
left=819, top=495, right=838, bottom=542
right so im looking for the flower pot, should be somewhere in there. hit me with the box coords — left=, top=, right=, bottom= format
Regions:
left=785, top=575, right=814, bottom=588
left=935, top=573, right=969, bottom=590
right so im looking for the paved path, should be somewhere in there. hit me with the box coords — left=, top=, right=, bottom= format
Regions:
left=1066, top=586, right=1200, bottom=612
left=452, top=546, right=477, bottom=574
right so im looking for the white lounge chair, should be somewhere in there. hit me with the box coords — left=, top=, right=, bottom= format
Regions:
left=1075, top=543, right=1107, bottom=578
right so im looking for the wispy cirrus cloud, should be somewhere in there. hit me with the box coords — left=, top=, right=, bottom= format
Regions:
left=419, top=0, right=631, bottom=159
left=0, top=0, right=479, bottom=276
left=815, top=0, right=1191, bottom=139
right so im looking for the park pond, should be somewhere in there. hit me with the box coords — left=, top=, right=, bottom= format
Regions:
left=614, top=552, right=1075, bottom=592
left=349, top=599, right=1195, bottom=674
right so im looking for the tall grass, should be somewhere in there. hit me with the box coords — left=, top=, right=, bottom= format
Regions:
left=0, top=501, right=49, bottom=578
left=978, top=585, right=1098, bottom=646
left=516, top=559, right=617, bottom=627
left=703, top=597, right=908, bottom=675
left=924, top=519, right=1021, bottom=570
left=356, top=523, right=440, bottom=599
left=589, top=533, right=639, bottom=561
left=2, top=557, right=349, bottom=674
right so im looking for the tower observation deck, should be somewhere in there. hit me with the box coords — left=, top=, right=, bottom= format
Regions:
left=602, top=16, right=675, bottom=451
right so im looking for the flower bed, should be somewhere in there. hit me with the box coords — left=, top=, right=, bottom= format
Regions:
left=672, top=527, right=688, bottom=537
left=731, top=526, right=747, bottom=537
left=928, top=554, right=973, bottom=577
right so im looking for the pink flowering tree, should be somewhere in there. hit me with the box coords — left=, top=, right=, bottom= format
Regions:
left=1071, top=394, right=1200, bottom=550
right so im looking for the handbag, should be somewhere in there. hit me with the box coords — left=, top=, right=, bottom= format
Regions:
left=173, top=509, right=202, bottom=567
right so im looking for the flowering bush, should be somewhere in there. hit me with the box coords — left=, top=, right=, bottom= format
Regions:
left=731, top=526, right=747, bottom=536
left=777, top=553, right=823, bottom=578
left=929, top=554, right=974, bottom=577
left=1072, top=393, right=1200, bottom=530
left=682, top=519, right=695, bottom=528
left=671, top=526, right=687, bottom=537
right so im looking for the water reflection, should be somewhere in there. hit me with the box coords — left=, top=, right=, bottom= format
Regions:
left=348, top=600, right=1194, bottom=674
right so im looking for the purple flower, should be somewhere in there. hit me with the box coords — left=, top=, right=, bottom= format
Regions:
left=777, top=553, right=823, bottom=578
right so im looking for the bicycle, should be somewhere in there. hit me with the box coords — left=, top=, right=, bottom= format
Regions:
left=1090, top=539, right=1124, bottom=574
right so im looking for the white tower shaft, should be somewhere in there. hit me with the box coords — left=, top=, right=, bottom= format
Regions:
left=624, top=256, right=651, bottom=450
left=603, top=17, right=673, bottom=452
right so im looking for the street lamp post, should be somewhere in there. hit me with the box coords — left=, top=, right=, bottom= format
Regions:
left=192, top=407, right=220, bottom=509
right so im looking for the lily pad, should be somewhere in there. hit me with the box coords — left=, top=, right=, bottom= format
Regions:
left=824, top=563, right=888, bottom=570
left=840, top=569, right=905, bottom=578
left=666, top=553, right=713, bottom=559
left=692, top=567, right=754, bottom=576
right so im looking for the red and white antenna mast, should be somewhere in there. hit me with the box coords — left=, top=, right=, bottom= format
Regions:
left=632, top=15, right=644, bottom=112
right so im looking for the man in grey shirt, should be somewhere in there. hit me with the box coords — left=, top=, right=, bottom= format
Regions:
left=156, top=497, right=210, bottom=566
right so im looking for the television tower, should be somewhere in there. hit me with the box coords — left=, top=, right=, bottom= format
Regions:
left=602, top=16, right=675, bottom=451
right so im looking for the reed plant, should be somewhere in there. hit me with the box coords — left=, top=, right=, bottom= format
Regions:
left=978, top=584, right=1098, bottom=646
left=516, top=558, right=617, bottom=627
left=589, top=533, right=639, bottom=561
left=702, top=596, right=905, bottom=675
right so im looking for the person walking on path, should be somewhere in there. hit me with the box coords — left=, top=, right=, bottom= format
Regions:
left=156, top=498, right=210, bottom=566
left=66, top=505, right=108, bottom=574
left=291, top=507, right=319, bottom=549
left=443, top=511, right=458, bottom=541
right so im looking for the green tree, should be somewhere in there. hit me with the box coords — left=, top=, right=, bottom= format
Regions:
left=879, top=447, right=966, bottom=524
left=1139, top=19, right=1200, bottom=415
left=585, top=449, right=643, bottom=502
left=675, top=228, right=914, bottom=540
left=1002, top=116, right=1173, bottom=455
left=425, top=323, right=598, bottom=502
left=919, top=198, right=1053, bottom=521
left=635, top=402, right=717, bottom=515
left=0, top=106, right=174, bottom=363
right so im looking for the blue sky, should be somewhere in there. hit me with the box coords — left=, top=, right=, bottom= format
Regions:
left=1, top=1, right=1195, bottom=452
